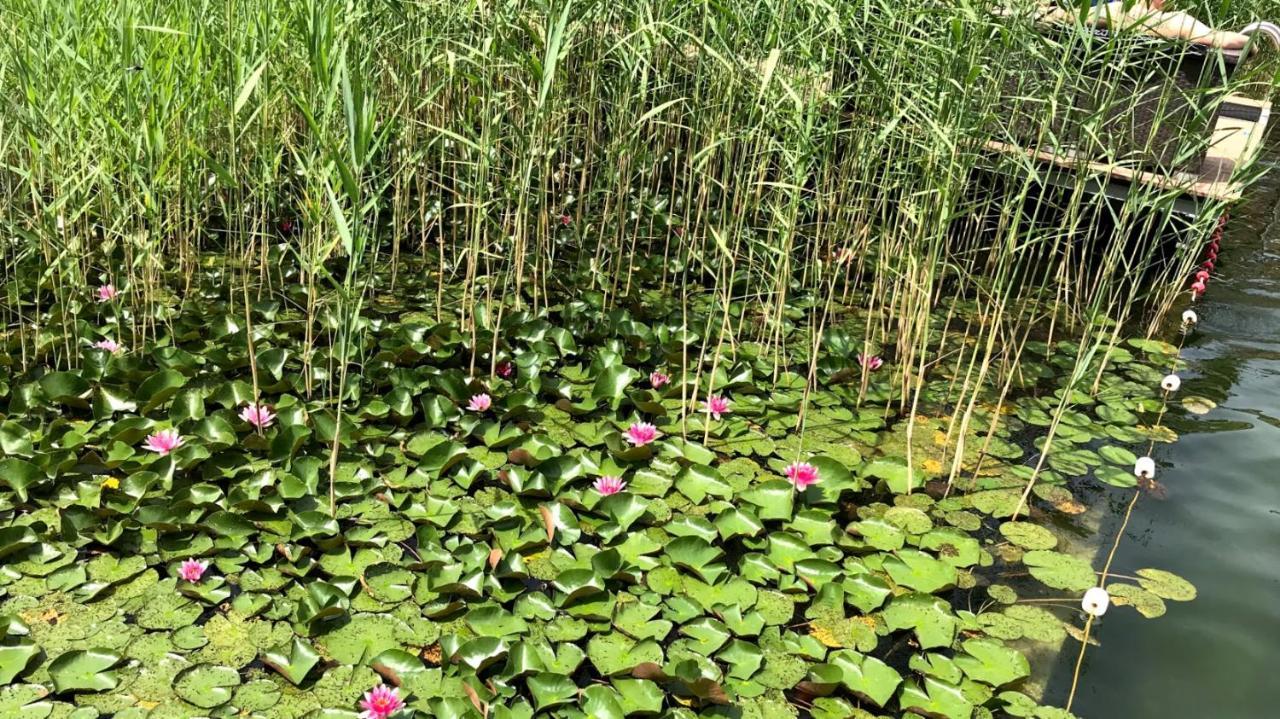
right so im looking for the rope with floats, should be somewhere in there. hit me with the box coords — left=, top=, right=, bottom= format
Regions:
left=1064, top=212, right=1223, bottom=712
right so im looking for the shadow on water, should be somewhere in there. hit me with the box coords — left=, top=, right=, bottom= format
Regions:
left=1043, top=145, right=1280, bottom=715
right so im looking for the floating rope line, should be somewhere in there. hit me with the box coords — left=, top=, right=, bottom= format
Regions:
left=1064, top=213, right=1222, bottom=712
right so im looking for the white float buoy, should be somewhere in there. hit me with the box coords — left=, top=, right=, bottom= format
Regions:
left=1182, top=309, right=1198, bottom=325
left=1082, top=586, right=1110, bottom=617
left=1161, top=374, right=1181, bottom=392
left=1134, top=456, right=1156, bottom=479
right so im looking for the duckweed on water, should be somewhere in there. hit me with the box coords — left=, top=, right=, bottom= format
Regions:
left=0, top=266, right=1202, bottom=719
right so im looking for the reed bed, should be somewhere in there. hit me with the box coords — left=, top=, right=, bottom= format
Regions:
left=1, top=0, right=1268, bottom=476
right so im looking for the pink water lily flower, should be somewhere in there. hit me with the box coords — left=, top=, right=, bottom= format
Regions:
left=703, top=395, right=731, bottom=421
left=785, top=462, right=820, bottom=490
left=94, top=339, right=121, bottom=353
left=467, top=393, right=492, bottom=412
left=177, top=559, right=208, bottom=583
left=858, top=353, right=883, bottom=371
left=96, top=284, right=119, bottom=302
left=142, top=429, right=184, bottom=455
left=358, top=685, right=404, bottom=719
left=625, top=421, right=659, bottom=446
left=594, top=476, right=627, bottom=495
left=240, top=403, right=276, bottom=429
left=650, top=371, right=670, bottom=389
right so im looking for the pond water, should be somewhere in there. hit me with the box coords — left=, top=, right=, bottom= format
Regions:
left=1057, top=153, right=1280, bottom=715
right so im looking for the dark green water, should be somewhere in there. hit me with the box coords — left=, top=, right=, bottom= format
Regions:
left=1065, top=161, right=1280, bottom=715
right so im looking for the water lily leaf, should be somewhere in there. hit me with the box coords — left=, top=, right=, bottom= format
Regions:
left=261, top=638, right=321, bottom=685
left=270, top=424, right=312, bottom=463
left=953, top=638, right=1030, bottom=687
left=1181, top=396, right=1216, bottom=415
left=599, top=493, right=649, bottom=535
left=137, top=370, right=187, bottom=413
left=1107, top=583, right=1167, bottom=618
left=680, top=617, right=731, bottom=655
left=466, top=606, right=529, bottom=638
left=587, top=633, right=663, bottom=676
left=527, top=672, right=578, bottom=711
left=766, top=532, right=815, bottom=573
left=174, top=664, right=241, bottom=708
left=579, top=684, right=625, bottom=719
left=1094, top=465, right=1137, bottom=488
left=851, top=518, right=904, bottom=551
left=365, top=564, right=414, bottom=603
left=666, top=536, right=726, bottom=582
left=1022, top=550, right=1096, bottom=592
left=0, top=641, right=40, bottom=684
left=233, top=678, right=281, bottom=712
left=0, top=526, right=39, bottom=558
left=660, top=437, right=716, bottom=465
left=591, top=365, right=641, bottom=408
left=611, top=678, right=663, bottom=714
left=883, top=506, right=932, bottom=534
left=40, top=372, right=92, bottom=406
left=455, top=636, right=509, bottom=671
left=998, top=521, right=1057, bottom=550
left=828, top=650, right=901, bottom=707
left=919, top=528, right=980, bottom=567
left=899, top=676, right=973, bottom=719
left=842, top=573, right=893, bottom=613
left=675, top=464, right=733, bottom=504
left=370, top=649, right=425, bottom=687
left=968, top=488, right=1023, bottom=517
left=795, top=558, right=843, bottom=588
left=1098, top=445, right=1137, bottom=466
left=882, top=594, right=957, bottom=649
left=883, top=549, right=956, bottom=593
left=808, top=455, right=863, bottom=495
left=531, top=640, right=585, bottom=675
left=0, top=458, right=42, bottom=503
left=739, top=480, right=795, bottom=521
left=718, top=639, right=765, bottom=680
left=614, top=602, right=672, bottom=641
left=1135, top=568, right=1196, bottom=601
left=863, top=456, right=919, bottom=494
left=714, top=507, right=764, bottom=540
left=48, top=649, right=122, bottom=692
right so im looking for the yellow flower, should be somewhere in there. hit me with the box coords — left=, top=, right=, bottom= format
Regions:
left=100, top=477, right=120, bottom=490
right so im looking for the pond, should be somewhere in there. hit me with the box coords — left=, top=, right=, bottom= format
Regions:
left=1059, top=147, right=1280, bottom=716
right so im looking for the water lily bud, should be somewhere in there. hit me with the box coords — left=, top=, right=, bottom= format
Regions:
left=1082, top=586, right=1110, bottom=617
left=1182, top=309, right=1198, bottom=325
left=1161, top=374, right=1181, bottom=392
left=1134, top=456, right=1156, bottom=479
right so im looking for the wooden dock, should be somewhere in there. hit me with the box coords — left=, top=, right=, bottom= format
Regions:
left=987, top=95, right=1271, bottom=210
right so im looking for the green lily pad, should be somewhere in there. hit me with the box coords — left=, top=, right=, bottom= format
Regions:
left=1022, top=550, right=1097, bottom=592
left=1135, top=568, right=1197, bottom=601
left=48, top=649, right=122, bottom=692
left=174, top=664, right=241, bottom=708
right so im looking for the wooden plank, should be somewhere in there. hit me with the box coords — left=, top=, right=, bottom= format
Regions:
left=987, top=95, right=1271, bottom=202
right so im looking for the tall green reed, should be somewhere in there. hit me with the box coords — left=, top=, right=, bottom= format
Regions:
left=0, top=0, right=1272, bottom=483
